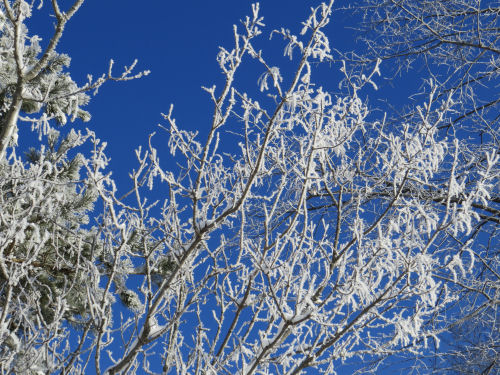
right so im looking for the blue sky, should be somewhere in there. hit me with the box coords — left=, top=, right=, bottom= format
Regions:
left=61, top=2, right=319, bottom=170
left=24, top=1, right=376, bottom=184
left=23, top=0, right=424, bottom=188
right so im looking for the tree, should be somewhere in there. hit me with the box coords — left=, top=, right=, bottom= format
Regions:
left=347, top=0, right=500, bottom=372
left=0, top=1, right=498, bottom=374
left=436, top=305, right=500, bottom=374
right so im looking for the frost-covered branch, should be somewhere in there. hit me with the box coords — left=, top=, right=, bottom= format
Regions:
left=0, top=0, right=149, bottom=160
left=0, top=2, right=498, bottom=375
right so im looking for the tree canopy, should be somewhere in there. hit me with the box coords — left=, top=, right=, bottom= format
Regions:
left=0, top=1, right=498, bottom=374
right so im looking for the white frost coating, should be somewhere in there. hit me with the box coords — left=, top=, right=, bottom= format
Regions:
left=148, top=321, right=167, bottom=339
left=0, top=1, right=497, bottom=375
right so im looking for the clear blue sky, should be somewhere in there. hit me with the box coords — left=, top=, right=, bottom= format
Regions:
left=25, top=1, right=380, bottom=185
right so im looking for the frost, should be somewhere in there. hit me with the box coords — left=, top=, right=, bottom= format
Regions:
left=0, top=1, right=497, bottom=374
left=258, top=67, right=283, bottom=92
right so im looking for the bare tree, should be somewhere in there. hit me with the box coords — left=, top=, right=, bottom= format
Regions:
left=436, top=305, right=500, bottom=374
left=347, top=0, right=500, bottom=372
left=353, top=0, right=499, bottom=136
left=0, top=1, right=498, bottom=374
